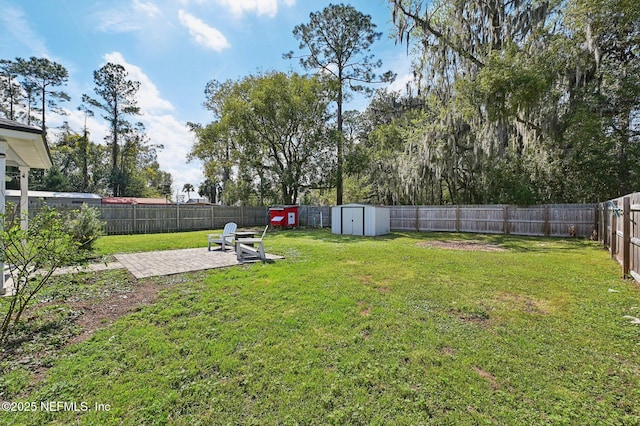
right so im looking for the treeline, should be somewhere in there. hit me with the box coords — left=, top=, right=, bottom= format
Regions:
left=188, top=4, right=394, bottom=206
left=191, top=1, right=639, bottom=206
left=0, top=58, right=172, bottom=197
left=374, top=0, right=640, bottom=205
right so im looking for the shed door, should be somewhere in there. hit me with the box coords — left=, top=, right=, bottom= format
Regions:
left=342, top=207, right=364, bottom=236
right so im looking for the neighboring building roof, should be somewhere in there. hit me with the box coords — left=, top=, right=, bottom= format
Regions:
left=185, top=198, right=210, bottom=204
left=5, top=189, right=102, bottom=200
left=102, top=197, right=171, bottom=205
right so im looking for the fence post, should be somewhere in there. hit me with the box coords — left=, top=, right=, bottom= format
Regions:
left=415, top=207, right=420, bottom=232
left=133, top=203, right=137, bottom=234
left=623, top=197, right=631, bottom=278
left=611, top=202, right=617, bottom=260
left=176, top=203, right=180, bottom=231
left=591, top=204, right=600, bottom=241
left=503, top=206, right=509, bottom=235
left=596, top=204, right=602, bottom=243
left=599, top=204, right=604, bottom=245
left=544, top=205, right=550, bottom=236
left=602, top=204, right=608, bottom=246
left=455, top=206, right=460, bottom=232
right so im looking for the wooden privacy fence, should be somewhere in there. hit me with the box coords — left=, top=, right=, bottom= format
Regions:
left=599, top=193, right=640, bottom=283
left=26, top=204, right=332, bottom=235
left=99, top=205, right=270, bottom=234
left=390, top=204, right=597, bottom=237
left=28, top=204, right=270, bottom=235
left=25, top=202, right=597, bottom=238
left=298, top=205, right=332, bottom=229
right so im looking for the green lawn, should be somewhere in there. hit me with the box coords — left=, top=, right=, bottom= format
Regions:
left=2, top=230, right=639, bottom=425
left=93, top=230, right=219, bottom=255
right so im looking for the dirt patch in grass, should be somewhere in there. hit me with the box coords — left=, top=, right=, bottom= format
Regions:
left=493, top=292, right=551, bottom=315
left=416, top=240, right=506, bottom=252
left=360, top=274, right=373, bottom=284
left=473, top=366, right=500, bottom=390
left=450, top=306, right=491, bottom=326
left=1, top=272, right=167, bottom=390
left=357, top=301, right=372, bottom=316
left=66, top=279, right=163, bottom=345
left=441, top=346, right=457, bottom=356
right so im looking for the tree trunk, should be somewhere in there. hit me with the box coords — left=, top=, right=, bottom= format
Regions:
left=617, top=105, right=632, bottom=196
left=111, top=105, right=120, bottom=196
left=336, top=76, right=344, bottom=206
left=82, top=131, right=89, bottom=191
left=40, top=83, right=47, bottom=144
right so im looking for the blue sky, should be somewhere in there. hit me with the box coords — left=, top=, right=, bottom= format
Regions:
left=0, top=0, right=413, bottom=197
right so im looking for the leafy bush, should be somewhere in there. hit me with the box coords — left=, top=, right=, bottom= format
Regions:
left=64, top=203, right=105, bottom=252
left=1, top=207, right=82, bottom=342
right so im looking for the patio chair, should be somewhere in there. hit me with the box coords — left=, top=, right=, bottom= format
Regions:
left=235, top=225, right=269, bottom=262
left=207, top=222, right=237, bottom=251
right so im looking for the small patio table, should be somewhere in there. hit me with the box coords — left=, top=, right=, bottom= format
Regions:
left=234, top=231, right=256, bottom=246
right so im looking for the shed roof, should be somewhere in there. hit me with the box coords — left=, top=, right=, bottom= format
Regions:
left=102, top=197, right=171, bottom=205
left=335, top=203, right=389, bottom=208
left=5, top=190, right=102, bottom=200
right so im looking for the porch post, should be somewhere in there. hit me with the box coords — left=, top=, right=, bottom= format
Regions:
left=19, top=166, right=29, bottom=230
left=0, top=142, right=6, bottom=295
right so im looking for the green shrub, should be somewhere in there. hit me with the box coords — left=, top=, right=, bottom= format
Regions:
left=1, top=207, right=82, bottom=342
left=65, top=203, right=105, bottom=252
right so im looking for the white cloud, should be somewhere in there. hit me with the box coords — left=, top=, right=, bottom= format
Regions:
left=96, top=0, right=164, bottom=33
left=216, top=0, right=296, bottom=18
left=133, top=0, right=162, bottom=18
left=103, top=52, right=174, bottom=114
left=383, top=52, right=417, bottom=96
left=55, top=107, right=110, bottom=146
left=145, top=113, right=204, bottom=194
left=178, top=10, right=230, bottom=51
left=387, top=72, right=416, bottom=94
left=0, top=2, right=48, bottom=55
left=95, top=8, right=143, bottom=32
left=181, top=0, right=295, bottom=18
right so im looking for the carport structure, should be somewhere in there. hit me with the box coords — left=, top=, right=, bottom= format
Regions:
left=0, top=118, right=52, bottom=295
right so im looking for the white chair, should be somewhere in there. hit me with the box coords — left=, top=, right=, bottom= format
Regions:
left=207, top=222, right=237, bottom=251
left=235, top=225, right=269, bottom=261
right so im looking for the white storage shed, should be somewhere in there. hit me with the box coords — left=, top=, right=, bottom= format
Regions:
left=331, top=204, right=390, bottom=236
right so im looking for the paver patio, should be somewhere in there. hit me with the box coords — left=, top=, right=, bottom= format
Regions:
left=1, top=247, right=283, bottom=295
left=114, top=247, right=282, bottom=279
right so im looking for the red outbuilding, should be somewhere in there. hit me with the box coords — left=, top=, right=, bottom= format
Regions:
left=269, top=205, right=299, bottom=228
